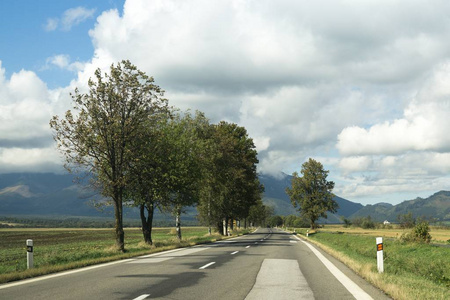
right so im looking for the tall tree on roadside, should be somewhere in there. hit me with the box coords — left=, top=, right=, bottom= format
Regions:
left=50, top=60, right=167, bottom=251
left=125, top=111, right=170, bottom=245
left=286, top=158, right=338, bottom=229
left=159, top=111, right=208, bottom=240
left=197, top=121, right=263, bottom=235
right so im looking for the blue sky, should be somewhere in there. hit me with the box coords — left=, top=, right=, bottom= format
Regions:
left=1, top=0, right=449, bottom=205
left=0, top=1, right=124, bottom=87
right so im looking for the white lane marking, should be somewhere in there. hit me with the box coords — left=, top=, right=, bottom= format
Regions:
left=254, top=242, right=258, bottom=244
left=297, top=237, right=374, bottom=300
left=245, top=259, right=314, bottom=299
left=246, top=246, right=250, bottom=248
left=129, top=257, right=172, bottom=264
left=0, top=258, right=134, bottom=290
left=133, top=294, right=150, bottom=300
left=231, top=251, right=239, bottom=255
left=260, top=239, right=264, bottom=241
left=290, top=240, right=297, bottom=243
left=199, top=262, right=216, bottom=269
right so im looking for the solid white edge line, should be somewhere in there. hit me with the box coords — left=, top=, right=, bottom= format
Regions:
left=294, top=236, right=373, bottom=300
left=199, top=262, right=216, bottom=269
left=133, top=294, right=150, bottom=300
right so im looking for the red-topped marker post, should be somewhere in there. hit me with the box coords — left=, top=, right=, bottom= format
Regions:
left=26, top=239, right=33, bottom=269
left=376, top=237, right=383, bottom=273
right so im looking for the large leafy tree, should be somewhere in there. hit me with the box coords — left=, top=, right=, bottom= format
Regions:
left=159, top=111, right=208, bottom=240
left=286, top=158, right=338, bottom=229
left=197, top=121, right=263, bottom=235
left=125, top=112, right=170, bottom=245
left=50, top=60, right=167, bottom=251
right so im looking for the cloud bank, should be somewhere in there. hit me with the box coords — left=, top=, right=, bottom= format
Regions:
left=2, top=0, right=450, bottom=204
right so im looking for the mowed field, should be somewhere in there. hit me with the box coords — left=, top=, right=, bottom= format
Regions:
left=317, top=224, right=450, bottom=243
left=0, top=227, right=225, bottom=284
left=295, top=225, right=450, bottom=300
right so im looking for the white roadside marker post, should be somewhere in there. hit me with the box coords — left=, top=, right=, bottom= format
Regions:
left=26, top=239, right=34, bottom=269
left=376, top=237, right=383, bottom=273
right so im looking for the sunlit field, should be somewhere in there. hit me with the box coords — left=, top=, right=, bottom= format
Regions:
left=316, top=224, right=450, bottom=243
left=0, top=227, right=242, bottom=284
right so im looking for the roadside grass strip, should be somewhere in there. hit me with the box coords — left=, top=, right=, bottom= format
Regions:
left=298, top=230, right=450, bottom=300
left=0, top=227, right=251, bottom=284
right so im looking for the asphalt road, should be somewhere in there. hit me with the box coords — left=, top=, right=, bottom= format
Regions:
left=0, top=228, right=390, bottom=300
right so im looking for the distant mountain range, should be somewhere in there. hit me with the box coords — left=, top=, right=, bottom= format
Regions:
left=258, top=174, right=363, bottom=223
left=0, top=172, right=449, bottom=223
left=349, top=191, right=450, bottom=222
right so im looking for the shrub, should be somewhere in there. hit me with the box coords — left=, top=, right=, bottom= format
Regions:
left=353, top=216, right=376, bottom=229
left=340, top=216, right=352, bottom=228
left=413, top=221, right=432, bottom=243
left=400, top=220, right=432, bottom=243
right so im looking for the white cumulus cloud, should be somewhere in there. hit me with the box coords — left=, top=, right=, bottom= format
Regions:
left=44, top=6, right=95, bottom=32
left=3, top=0, right=450, bottom=203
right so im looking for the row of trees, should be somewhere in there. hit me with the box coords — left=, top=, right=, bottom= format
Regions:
left=50, top=61, right=263, bottom=251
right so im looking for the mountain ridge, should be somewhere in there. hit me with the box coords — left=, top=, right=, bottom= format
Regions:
left=0, top=172, right=449, bottom=223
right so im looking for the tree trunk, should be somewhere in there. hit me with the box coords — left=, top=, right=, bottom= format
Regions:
left=229, top=219, right=234, bottom=231
left=223, top=217, right=229, bottom=236
left=175, top=206, right=182, bottom=241
left=113, top=193, right=125, bottom=252
left=140, top=202, right=154, bottom=245
left=208, top=196, right=211, bottom=235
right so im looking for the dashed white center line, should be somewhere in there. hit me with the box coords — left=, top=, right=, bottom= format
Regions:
left=254, top=242, right=258, bottom=244
left=133, top=294, right=150, bottom=300
left=246, top=245, right=250, bottom=248
left=231, top=251, right=239, bottom=255
left=199, top=262, right=216, bottom=269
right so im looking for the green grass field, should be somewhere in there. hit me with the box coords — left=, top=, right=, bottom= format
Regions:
left=294, top=226, right=450, bottom=300
left=0, top=227, right=238, bottom=284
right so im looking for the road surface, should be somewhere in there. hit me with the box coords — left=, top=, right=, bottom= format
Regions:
left=0, top=228, right=390, bottom=299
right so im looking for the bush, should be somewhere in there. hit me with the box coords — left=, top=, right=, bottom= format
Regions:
left=400, top=220, right=432, bottom=243
left=413, top=221, right=432, bottom=243
left=340, top=216, right=352, bottom=228
left=352, top=216, right=376, bottom=229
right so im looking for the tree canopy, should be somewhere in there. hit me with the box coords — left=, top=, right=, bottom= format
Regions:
left=51, top=60, right=264, bottom=250
left=286, top=158, right=337, bottom=229
left=50, top=60, right=168, bottom=251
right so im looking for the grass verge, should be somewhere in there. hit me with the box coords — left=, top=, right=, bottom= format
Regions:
left=0, top=227, right=250, bottom=284
left=294, top=228, right=449, bottom=300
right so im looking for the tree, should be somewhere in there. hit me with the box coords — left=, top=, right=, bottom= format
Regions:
left=159, top=111, right=208, bottom=240
left=398, top=212, right=416, bottom=229
left=125, top=113, right=170, bottom=245
left=50, top=60, right=167, bottom=251
left=197, top=122, right=263, bottom=235
left=286, top=158, right=338, bottom=229
left=268, top=215, right=283, bottom=227
left=248, top=201, right=272, bottom=227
